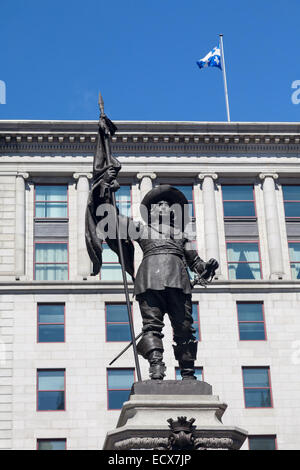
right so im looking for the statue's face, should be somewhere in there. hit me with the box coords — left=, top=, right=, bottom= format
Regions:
left=149, top=200, right=177, bottom=228
left=150, top=200, right=171, bottom=216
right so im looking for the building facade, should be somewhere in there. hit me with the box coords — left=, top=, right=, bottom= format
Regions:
left=0, top=119, right=300, bottom=450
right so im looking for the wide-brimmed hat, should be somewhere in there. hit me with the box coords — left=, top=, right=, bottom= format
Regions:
left=140, top=185, right=190, bottom=226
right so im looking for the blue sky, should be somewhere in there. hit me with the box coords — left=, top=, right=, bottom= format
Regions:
left=0, top=0, right=300, bottom=122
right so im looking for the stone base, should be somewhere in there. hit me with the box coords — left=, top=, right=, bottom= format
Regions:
left=103, top=380, right=247, bottom=450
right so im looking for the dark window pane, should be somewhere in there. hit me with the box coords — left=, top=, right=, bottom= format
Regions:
left=38, top=391, right=65, bottom=410
left=239, top=323, right=265, bottom=340
left=228, top=262, right=261, bottom=280
left=249, top=437, right=276, bottom=450
left=191, top=304, right=200, bottom=340
left=193, top=327, right=200, bottom=341
left=38, top=440, right=66, bottom=450
left=282, top=185, right=300, bottom=201
left=38, top=304, right=64, bottom=323
left=174, top=185, right=193, bottom=202
left=173, top=186, right=194, bottom=217
left=223, top=201, right=256, bottom=217
left=106, top=305, right=129, bottom=323
left=245, top=389, right=271, bottom=408
left=284, top=202, right=300, bottom=217
left=237, top=303, right=263, bottom=322
left=222, top=186, right=254, bottom=201
left=38, top=325, right=65, bottom=342
left=108, top=390, right=131, bottom=409
left=107, top=324, right=131, bottom=342
left=191, top=304, right=198, bottom=321
left=243, top=368, right=269, bottom=387
left=291, top=263, right=300, bottom=279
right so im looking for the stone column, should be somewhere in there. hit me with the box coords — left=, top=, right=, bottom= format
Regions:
left=198, top=173, right=221, bottom=277
left=73, top=172, right=92, bottom=278
left=15, top=172, right=29, bottom=278
left=259, top=173, right=285, bottom=279
left=137, top=173, right=157, bottom=201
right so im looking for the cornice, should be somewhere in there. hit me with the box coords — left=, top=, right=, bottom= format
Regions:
left=1, top=120, right=300, bottom=156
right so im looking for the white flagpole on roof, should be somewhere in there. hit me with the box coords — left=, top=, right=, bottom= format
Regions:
left=219, top=34, right=231, bottom=122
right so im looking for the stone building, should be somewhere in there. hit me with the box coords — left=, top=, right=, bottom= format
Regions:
left=0, top=119, right=300, bottom=450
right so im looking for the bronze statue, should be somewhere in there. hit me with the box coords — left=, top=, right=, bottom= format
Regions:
left=86, top=100, right=218, bottom=381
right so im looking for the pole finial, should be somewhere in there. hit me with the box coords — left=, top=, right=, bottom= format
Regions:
left=98, top=92, right=105, bottom=116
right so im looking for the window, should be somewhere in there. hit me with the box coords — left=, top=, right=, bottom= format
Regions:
left=222, top=185, right=261, bottom=280
left=222, top=185, right=256, bottom=218
left=37, top=439, right=66, bottom=450
left=34, top=185, right=69, bottom=282
left=34, top=242, right=68, bottom=280
left=282, top=185, right=300, bottom=218
left=237, top=302, right=266, bottom=340
left=227, top=242, right=261, bottom=279
left=35, top=185, right=68, bottom=219
left=37, top=370, right=65, bottom=411
left=192, top=303, right=200, bottom=341
left=38, top=304, right=65, bottom=343
left=173, top=185, right=194, bottom=218
left=116, top=185, right=131, bottom=217
left=242, top=367, right=272, bottom=408
left=288, top=242, right=300, bottom=279
left=106, top=303, right=131, bottom=342
left=107, top=369, right=134, bottom=410
left=248, top=436, right=277, bottom=450
left=175, top=367, right=203, bottom=381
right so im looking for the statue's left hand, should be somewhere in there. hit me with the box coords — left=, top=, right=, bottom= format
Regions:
left=202, top=258, right=219, bottom=279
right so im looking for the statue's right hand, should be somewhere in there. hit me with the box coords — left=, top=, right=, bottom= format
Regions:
left=103, top=165, right=118, bottom=183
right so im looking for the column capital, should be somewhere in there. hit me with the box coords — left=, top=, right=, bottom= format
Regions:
left=198, top=172, right=218, bottom=181
left=73, top=172, right=93, bottom=180
left=16, top=172, right=29, bottom=180
left=259, top=172, right=279, bottom=181
left=136, top=172, right=157, bottom=181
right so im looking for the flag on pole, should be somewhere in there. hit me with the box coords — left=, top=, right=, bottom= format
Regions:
left=196, top=36, right=230, bottom=121
left=196, top=46, right=222, bottom=70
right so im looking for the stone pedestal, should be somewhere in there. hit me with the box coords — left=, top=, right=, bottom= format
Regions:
left=103, top=381, right=247, bottom=450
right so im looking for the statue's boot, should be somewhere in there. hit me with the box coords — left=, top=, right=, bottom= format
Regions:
left=148, top=350, right=166, bottom=380
left=173, top=340, right=198, bottom=380
left=137, top=332, right=166, bottom=380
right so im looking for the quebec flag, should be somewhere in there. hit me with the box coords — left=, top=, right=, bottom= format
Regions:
left=196, top=46, right=222, bottom=70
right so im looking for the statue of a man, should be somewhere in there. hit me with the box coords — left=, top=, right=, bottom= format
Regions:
left=85, top=115, right=218, bottom=381
left=86, top=164, right=218, bottom=381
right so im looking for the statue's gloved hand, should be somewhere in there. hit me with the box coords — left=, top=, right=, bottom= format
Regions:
left=202, top=258, right=219, bottom=279
left=103, top=165, right=120, bottom=184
